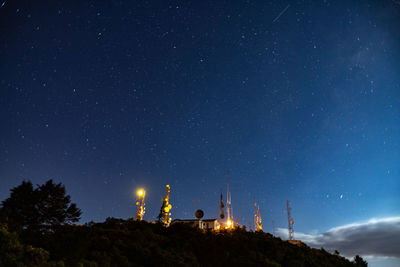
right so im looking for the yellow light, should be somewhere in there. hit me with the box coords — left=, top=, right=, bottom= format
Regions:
left=137, top=189, right=145, bottom=197
left=227, top=220, right=232, bottom=227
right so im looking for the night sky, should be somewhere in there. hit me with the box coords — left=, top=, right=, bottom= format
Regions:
left=1, top=1, right=400, bottom=265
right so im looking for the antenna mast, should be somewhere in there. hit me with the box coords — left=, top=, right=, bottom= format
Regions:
left=226, top=171, right=234, bottom=229
left=135, top=188, right=146, bottom=220
left=219, top=189, right=225, bottom=220
left=272, top=220, right=275, bottom=236
left=286, top=200, right=294, bottom=240
left=254, top=202, right=263, bottom=231
left=158, top=185, right=172, bottom=226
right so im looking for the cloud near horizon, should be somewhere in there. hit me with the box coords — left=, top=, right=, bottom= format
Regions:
left=275, top=217, right=400, bottom=258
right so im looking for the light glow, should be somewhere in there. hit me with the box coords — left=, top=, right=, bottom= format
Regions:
left=137, top=189, right=145, bottom=197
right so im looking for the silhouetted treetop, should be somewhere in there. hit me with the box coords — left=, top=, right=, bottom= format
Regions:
left=0, top=179, right=81, bottom=232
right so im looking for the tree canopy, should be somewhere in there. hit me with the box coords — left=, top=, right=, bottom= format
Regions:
left=0, top=224, right=50, bottom=267
left=0, top=180, right=81, bottom=232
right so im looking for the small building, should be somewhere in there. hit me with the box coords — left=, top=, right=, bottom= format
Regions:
left=171, top=219, right=220, bottom=230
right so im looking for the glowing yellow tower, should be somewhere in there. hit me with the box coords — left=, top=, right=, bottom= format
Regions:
left=158, top=185, right=172, bottom=226
left=254, top=202, right=262, bottom=231
left=135, top=188, right=146, bottom=220
left=225, top=177, right=234, bottom=229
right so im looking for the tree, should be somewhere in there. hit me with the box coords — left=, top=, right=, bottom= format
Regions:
left=36, top=180, right=81, bottom=226
left=0, top=181, right=39, bottom=231
left=0, top=180, right=81, bottom=231
left=353, top=255, right=368, bottom=267
left=0, top=224, right=50, bottom=266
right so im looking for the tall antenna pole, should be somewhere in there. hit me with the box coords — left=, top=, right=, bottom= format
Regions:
left=135, top=188, right=146, bottom=220
left=272, top=220, right=275, bottom=236
left=219, top=189, right=225, bottom=220
left=287, top=200, right=294, bottom=240
left=226, top=173, right=230, bottom=221
left=226, top=171, right=233, bottom=229
left=254, top=201, right=263, bottom=231
left=158, top=185, right=172, bottom=227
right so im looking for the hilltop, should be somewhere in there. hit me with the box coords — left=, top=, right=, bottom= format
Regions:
left=0, top=180, right=367, bottom=267
left=0, top=218, right=366, bottom=267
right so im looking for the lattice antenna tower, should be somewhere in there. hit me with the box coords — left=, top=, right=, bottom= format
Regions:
left=254, top=202, right=263, bottom=231
left=226, top=171, right=234, bottom=229
left=135, top=189, right=146, bottom=221
left=272, top=220, right=276, bottom=236
left=219, top=188, right=225, bottom=220
left=286, top=200, right=294, bottom=240
left=158, top=185, right=172, bottom=226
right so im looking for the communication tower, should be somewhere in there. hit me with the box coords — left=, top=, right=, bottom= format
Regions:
left=219, top=189, right=225, bottom=220
left=254, top=202, right=263, bottom=231
left=286, top=200, right=294, bottom=240
left=272, top=220, right=276, bottom=236
left=225, top=174, right=234, bottom=229
left=135, top=188, right=146, bottom=220
left=158, top=185, right=172, bottom=226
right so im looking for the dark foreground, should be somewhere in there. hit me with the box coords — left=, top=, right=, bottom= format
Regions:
left=1, top=218, right=367, bottom=267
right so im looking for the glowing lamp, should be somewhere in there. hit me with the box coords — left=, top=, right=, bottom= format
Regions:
left=137, top=189, right=145, bottom=197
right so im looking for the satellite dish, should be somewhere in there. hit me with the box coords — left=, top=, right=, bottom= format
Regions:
left=195, top=209, right=204, bottom=219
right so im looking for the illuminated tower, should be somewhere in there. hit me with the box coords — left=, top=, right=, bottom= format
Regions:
left=158, top=185, right=172, bottom=227
left=286, top=200, right=294, bottom=240
left=135, top=188, right=146, bottom=221
left=225, top=175, right=234, bottom=229
left=254, top=202, right=263, bottom=231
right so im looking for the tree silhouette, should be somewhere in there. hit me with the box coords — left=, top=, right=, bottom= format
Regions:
left=36, top=180, right=81, bottom=226
left=0, top=181, right=39, bottom=231
left=353, top=255, right=368, bottom=266
left=0, top=180, right=81, bottom=232
left=0, top=224, right=50, bottom=266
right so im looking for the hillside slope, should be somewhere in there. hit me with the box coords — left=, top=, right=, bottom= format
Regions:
left=21, top=218, right=363, bottom=267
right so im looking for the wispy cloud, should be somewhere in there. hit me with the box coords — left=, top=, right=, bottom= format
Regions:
left=275, top=217, right=400, bottom=258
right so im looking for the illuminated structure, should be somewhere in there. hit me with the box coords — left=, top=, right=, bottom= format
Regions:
left=225, top=178, right=234, bottom=229
left=135, top=188, right=146, bottom=221
left=171, top=209, right=220, bottom=230
left=158, top=185, right=172, bottom=226
left=171, top=218, right=220, bottom=230
left=254, top=202, right=262, bottom=231
left=286, top=200, right=294, bottom=240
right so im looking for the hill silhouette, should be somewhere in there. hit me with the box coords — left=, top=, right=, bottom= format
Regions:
left=0, top=180, right=367, bottom=266
left=3, top=218, right=364, bottom=267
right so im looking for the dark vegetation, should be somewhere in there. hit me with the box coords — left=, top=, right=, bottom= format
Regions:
left=0, top=180, right=368, bottom=267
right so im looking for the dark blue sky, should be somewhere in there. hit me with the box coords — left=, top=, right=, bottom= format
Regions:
left=1, top=0, right=400, bottom=262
